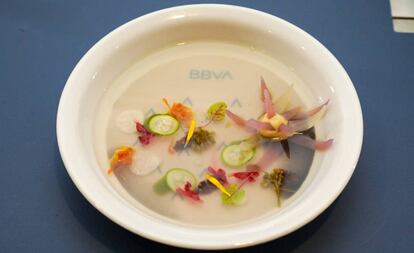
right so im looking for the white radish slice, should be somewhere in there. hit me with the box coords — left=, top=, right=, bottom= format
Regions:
left=130, top=151, right=161, bottom=175
left=116, top=110, right=144, bottom=134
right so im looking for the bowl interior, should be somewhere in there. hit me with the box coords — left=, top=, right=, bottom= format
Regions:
left=57, top=4, right=362, bottom=249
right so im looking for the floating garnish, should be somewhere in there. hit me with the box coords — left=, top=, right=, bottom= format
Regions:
left=174, top=128, right=215, bottom=153
left=130, top=150, right=161, bottom=176
left=108, top=77, right=334, bottom=212
left=274, top=85, right=294, bottom=113
left=207, top=167, right=228, bottom=185
left=247, top=142, right=284, bottom=171
left=221, top=138, right=257, bottom=168
left=185, top=119, right=196, bottom=147
left=116, top=110, right=144, bottom=134
left=290, top=100, right=330, bottom=120
left=146, top=114, right=180, bottom=136
left=206, top=175, right=231, bottom=197
left=289, top=135, right=334, bottom=151
left=196, top=167, right=228, bottom=194
left=176, top=182, right=202, bottom=202
left=226, top=109, right=246, bottom=126
left=207, top=102, right=227, bottom=121
left=163, top=98, right=193, bottom=124
left=263, top=86, right=275, bottom=118
left=232, top=171, right=260, bottom=182
left=135, top=121, right=154, bottom=145
left=282, top=106, right=304, bottom=120
left=221, top=184, right=246, bottom=206
left=227, top=78, right=333, bottom=153
left=261, top=168, right=285, bottom=207
left=153, top=168, right=197, bottom=195
left=107, top=146, right=135, bottom=174
left=191, top=128, right=216, bottom=152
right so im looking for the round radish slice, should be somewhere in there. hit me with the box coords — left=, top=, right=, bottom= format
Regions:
left=116, top=110, right=144, bottom=134
left=130, top=151, right=161, bottom=176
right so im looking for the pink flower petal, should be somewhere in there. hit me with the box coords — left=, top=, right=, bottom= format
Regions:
left=246, top=143, right=284, bottom=171
left=291, top=100, right=329, bottom=120
left=263, top=88, right=276, bottom=117
left=289, top=135, right=333, bottom=151
left=226, top=110, right=246, bottom=126
left=260, top=76, right=272, bottom=101
left=282, top=106, right=303, bottom=120
left=245, top=119, right=273, bottom=131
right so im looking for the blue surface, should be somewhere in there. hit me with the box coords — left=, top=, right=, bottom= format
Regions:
left=0, top=0, right=413, bottom=252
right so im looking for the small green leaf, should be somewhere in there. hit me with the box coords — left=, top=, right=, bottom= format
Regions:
left=207, top=102, right=227, bottom=121
left=221, top=184, right=245, bottom=205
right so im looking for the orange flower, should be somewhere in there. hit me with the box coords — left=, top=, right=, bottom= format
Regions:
left=107, top=146, right=135, bottom=174
left=163, top=98, right=193, bottom=123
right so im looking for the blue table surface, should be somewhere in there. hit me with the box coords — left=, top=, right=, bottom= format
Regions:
left=1, top=0, right=413, bottom=252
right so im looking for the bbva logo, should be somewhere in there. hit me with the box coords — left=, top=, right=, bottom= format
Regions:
left=189, top=69, right=233, bottom=80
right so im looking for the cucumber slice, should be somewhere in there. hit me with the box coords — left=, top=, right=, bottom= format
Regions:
left=166, top=168, right=197, bottom=192
left=153, top=168, right=197, bottom=195
left=221, top=184, right=246, bottom=206
left=221, top=141, right=256, bottom=168
left=146, top=114, right=179, bottom=136
left=153, top=175, right=170, bottom=195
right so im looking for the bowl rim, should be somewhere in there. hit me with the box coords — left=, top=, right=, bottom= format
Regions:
left=57, top=4, right=363, bottom=249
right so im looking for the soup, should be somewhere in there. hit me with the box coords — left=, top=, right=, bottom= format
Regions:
left=93, top=42, right=332, bottom=226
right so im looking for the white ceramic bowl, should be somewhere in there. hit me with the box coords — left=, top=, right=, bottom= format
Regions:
left=57, top=4, right=363, bottom=250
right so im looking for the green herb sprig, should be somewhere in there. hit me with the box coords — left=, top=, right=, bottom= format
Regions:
left=261, top=168, right=285, bottom=207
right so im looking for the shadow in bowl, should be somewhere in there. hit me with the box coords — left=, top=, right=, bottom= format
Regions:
left=54, top=144, right=335, bottom=252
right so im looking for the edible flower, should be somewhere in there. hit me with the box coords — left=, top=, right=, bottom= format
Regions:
left=206, top=175, right=231, bottom=197
left=136, top=121, right=154, bottom=145
left=107, top=146, right=135, bottom=174
left=176, top=182, right=202, bottom=202
left=174, top=128, right=215, bottom=153
left=184, top=119, right=196, bottom=147
left=207, top=102, right=227, bottom=121
left=226, top=78, right=333, bottom=155
left=163, top=98, right=193, bottom=124
left=232, top=171, right=260, bottom=183
left=195, top=167, right=228, bottom=194
left=207, top=167, right=228, bottom=185
left=261, top=168, right=285, bottom=207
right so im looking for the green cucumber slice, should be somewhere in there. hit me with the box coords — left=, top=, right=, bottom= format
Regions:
left=165, top=168, right=197, bottom=192
left=146, top=114, right=179, bottom=136
left=221, top=141, right=256, bottom=168
left=221, top=184, right=246, bottom=205
left=153, top=175, right=170, bottom=195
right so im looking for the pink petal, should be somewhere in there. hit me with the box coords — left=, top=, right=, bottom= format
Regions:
left=245, top=119, right=273, bottom=131
left=176, top=183, right=202, bottom=202
left=289, top=135, right=333, bottom=151
left=246, top=143, right=284, bottom=171
left=263, top=88, right=276, bottom=117
left=308, top=100, right=330, bottom=117
left=292, top=100, right=329, bottom=120
left=279, top=124, right=294, bottom=134
left=282, top=106, right=303, bottom=120
left=226, top=110, right=246, bottom=126
left=260, top=76, right=272, bottom=101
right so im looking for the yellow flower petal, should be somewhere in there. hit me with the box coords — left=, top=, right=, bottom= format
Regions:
left=206, top=175, right=231, bottom=197
left=184, top=119, right=196, bottom=147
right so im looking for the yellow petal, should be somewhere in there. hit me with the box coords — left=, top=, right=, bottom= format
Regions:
left=184, top=119, right=196, bottom=147
left=206, top=175, right=231, bottom=196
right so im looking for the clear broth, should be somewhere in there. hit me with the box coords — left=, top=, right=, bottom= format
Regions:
left=95, top=42, right=315, bottom=226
